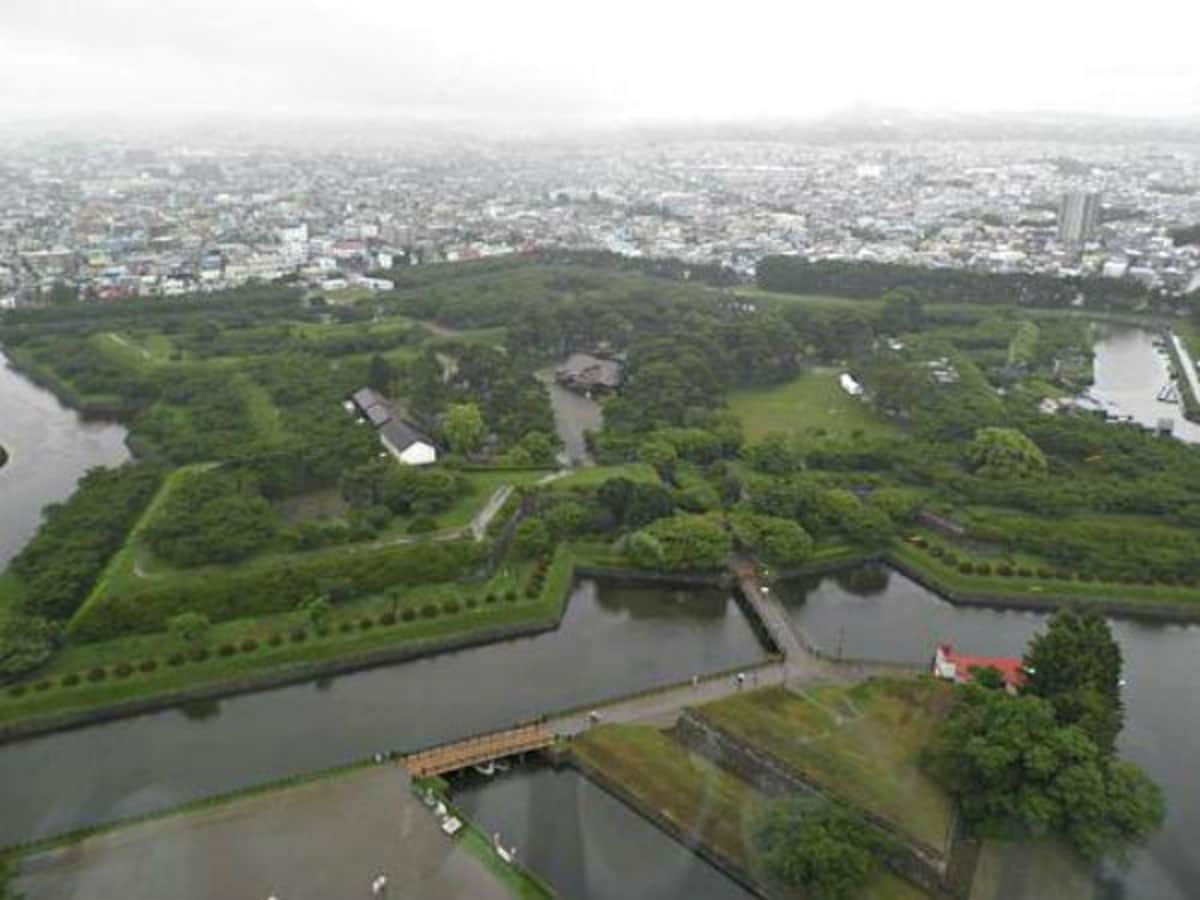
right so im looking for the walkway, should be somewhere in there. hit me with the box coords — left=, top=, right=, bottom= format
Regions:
left=1169, top=331, right=1200, bottom=412
left=403, top=724, right=554, bottom=777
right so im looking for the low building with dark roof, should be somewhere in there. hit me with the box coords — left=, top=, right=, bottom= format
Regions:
left=347, top=387, right=437, bottom=466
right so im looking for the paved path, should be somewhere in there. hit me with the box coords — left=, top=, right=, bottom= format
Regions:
left=1170, top=331, right=1200, bottom=411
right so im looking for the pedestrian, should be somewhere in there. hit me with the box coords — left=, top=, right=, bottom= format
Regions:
left=691, top=675, right=700, bottom=689
left=736, top=671, right=745, bottom=690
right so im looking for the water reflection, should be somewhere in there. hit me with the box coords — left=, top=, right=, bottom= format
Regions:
left=454, top=765, right=755, bottom=900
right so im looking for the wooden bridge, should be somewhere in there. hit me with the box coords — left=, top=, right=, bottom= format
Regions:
left=402, top=724, right=554, bottom=777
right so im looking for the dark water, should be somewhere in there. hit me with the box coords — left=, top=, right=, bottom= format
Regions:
left=1090, top=323, right=1200, bottom=443
left=779, top=565, right=1200, bottom=900
left=0, top=579, right=766, bottom=847
left=454, top=766, right=756, bottom=900
left=0, top=353, right=130, bottom=566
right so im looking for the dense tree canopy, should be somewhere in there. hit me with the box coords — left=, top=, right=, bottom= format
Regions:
left=627, top=514, right=731, bottom=571
left=146, top=469, right=279, bottom=568
left=967, top=427, right=1048, bottom=479
left=752, top=797, right=889, bottom=900
left=1024, top=609, right=1124, bottom=755
left=926, top=684, right=1163, bottom=861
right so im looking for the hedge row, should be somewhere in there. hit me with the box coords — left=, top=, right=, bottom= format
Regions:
left=70, top=538, right=484, bottom=642
left=8, top=591, right=537, bottom=700
left=909, top=537, right=1197, bottom=587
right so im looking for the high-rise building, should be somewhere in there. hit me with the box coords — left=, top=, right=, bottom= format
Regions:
left=1058, top=191, right=1101, bottom=246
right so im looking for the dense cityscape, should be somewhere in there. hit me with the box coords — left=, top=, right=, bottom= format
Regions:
left=3, top=133, right=1200, bottom=306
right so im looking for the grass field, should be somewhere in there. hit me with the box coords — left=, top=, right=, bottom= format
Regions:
left=550, top=463, right=659, bottom=489
left=698, top=679, right=955, bottom=852
left=735, top=287, right=885, bottom=313
left=891, top=540, right=1200, bottom=609
left=1, top=546, right=578, bottom=727
left=572, top=724, right=929, bottom=900
left=727, top=367, right=898, bottom=442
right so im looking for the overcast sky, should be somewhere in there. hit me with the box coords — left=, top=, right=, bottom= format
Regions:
left=2, top=0, right=1199, bottom=128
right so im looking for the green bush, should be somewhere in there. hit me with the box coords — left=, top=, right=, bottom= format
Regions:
left=218, top=643, right=237, bottom=657
left=139, top=659, right=158, bottom=673
left=359, top=618, right=374, bottom=630
left=485, top=593, right=497, bottom=604
left=267, top=633, right=283, bottom=647
left=62, top=672, right=81, bottom=686
left=290, top=628, right=308, bottom=643
left=191, top=648, right=210, bottom=662
left=339, top=621, right=354, bottom=634
left=420, top=603, right=440, bottom=619
left=997, top=564, right=1014, bottom=577
left=1037, top=568, right=1053, bottom=579
left=9, top=684, right=27, bottom=697
left=1017, top=568, right=1033, bottom=578
left=958, top=561, right=973, bottom=575
left=466, top=597, right=478, bottom=609
left=401, top=608, right=416, bottom=622
left=379, top=612, right=397, bottom=626
left=443, top=600, right=461, bottom=615
left=167, top=653, right=185, bottom=667
left=115, top=662, right=134, bottom=678
left=240, top=638, right=259, bottom=653
left=35, top=679, right=52, bottom=691
left=505, top=590, right=517, bottom=602
left=87, top=667, right=107, bottom=682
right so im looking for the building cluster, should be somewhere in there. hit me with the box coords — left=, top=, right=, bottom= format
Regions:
left=2, top=136, right=1199, bottom=307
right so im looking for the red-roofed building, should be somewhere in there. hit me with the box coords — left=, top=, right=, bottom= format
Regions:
left=933, top=643, right=1027, bottom=693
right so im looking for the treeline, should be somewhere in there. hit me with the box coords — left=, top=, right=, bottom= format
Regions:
left=0, top=285, right=309, bottom=338
left=8, top=465, right=164, bottom=621
left=756, top=257, right=1172, bottom=311
left=70, top=538, right=483, bottom=641
left=145, top=468, right=279, bottom=568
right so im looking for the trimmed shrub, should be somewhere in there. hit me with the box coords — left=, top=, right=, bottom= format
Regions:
left=911, top=536, right=928, bottom=548
left=401, top=607, right=416, bottom=622
left=167, top=653, right=185, bottom=667
left=316, top=626, right=331, bottom=638
left=359, top=618, right=374, bottom=631
left=485, top=593, right=497, bottom=605
left=997, top=564, right=1013, bottom=577
left=339, top=621, right=354, bottom=634
left=62, top=672, right=81, bottom=686
left=420, top=603, right=440, bottom=619
left=1036, top=568, right=1053, bottom=579
left=1016, top=568, right=1033, bottom=578
left=87, top=667, right=108, bottom=682
left=974, top=562, right=992, bottom=576
left=35, top=679, right=52, bottom=692
left=379, top=612, right=397, bottom=626
left=139, top=659, right=158, bottom=673
left=267, top=633, right=283, bottom=647
left=240, top=638, right=259, bottom=653
left=930, top=545, right=946, bottom=558
left=8, top=684, right=26, bottom=697
left=115, top=662, right=134, bottom=678
left=218, top=643, right=237, bottom=658
left=443, top=600, right=461, bottom=615
left=957, top=561, right=973, bottom=575
left=290, top=628, right=308, bottom=643
left=191, top=647, right=210, bottom=662
left=505, top=590, right=517, bottom=602
left=466, top=597, right=478, bottom=609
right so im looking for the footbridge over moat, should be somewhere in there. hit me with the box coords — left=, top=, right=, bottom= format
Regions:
left=403, top=724, right=554, bottom=777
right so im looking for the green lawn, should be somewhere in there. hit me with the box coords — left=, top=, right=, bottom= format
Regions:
left=572, top=724, right=928, bottom=900
left=2, top=546, right=578, bottom=727
left=551, top=463, right=659, bottom=490
left=727, top=368, right=898, bottom=442
left=735, top=287, right=884, bottom=313
left=698, top=679, right=956, bottom=853
left=892, top=539, right=1200, bottom=609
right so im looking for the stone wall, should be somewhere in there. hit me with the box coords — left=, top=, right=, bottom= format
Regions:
left=673, top=710, right=967, bottom=900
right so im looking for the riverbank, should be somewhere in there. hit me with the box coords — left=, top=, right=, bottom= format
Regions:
left=0, top=547, right=577, bottom=740
left=885, top=544, right=1200, bottom=622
